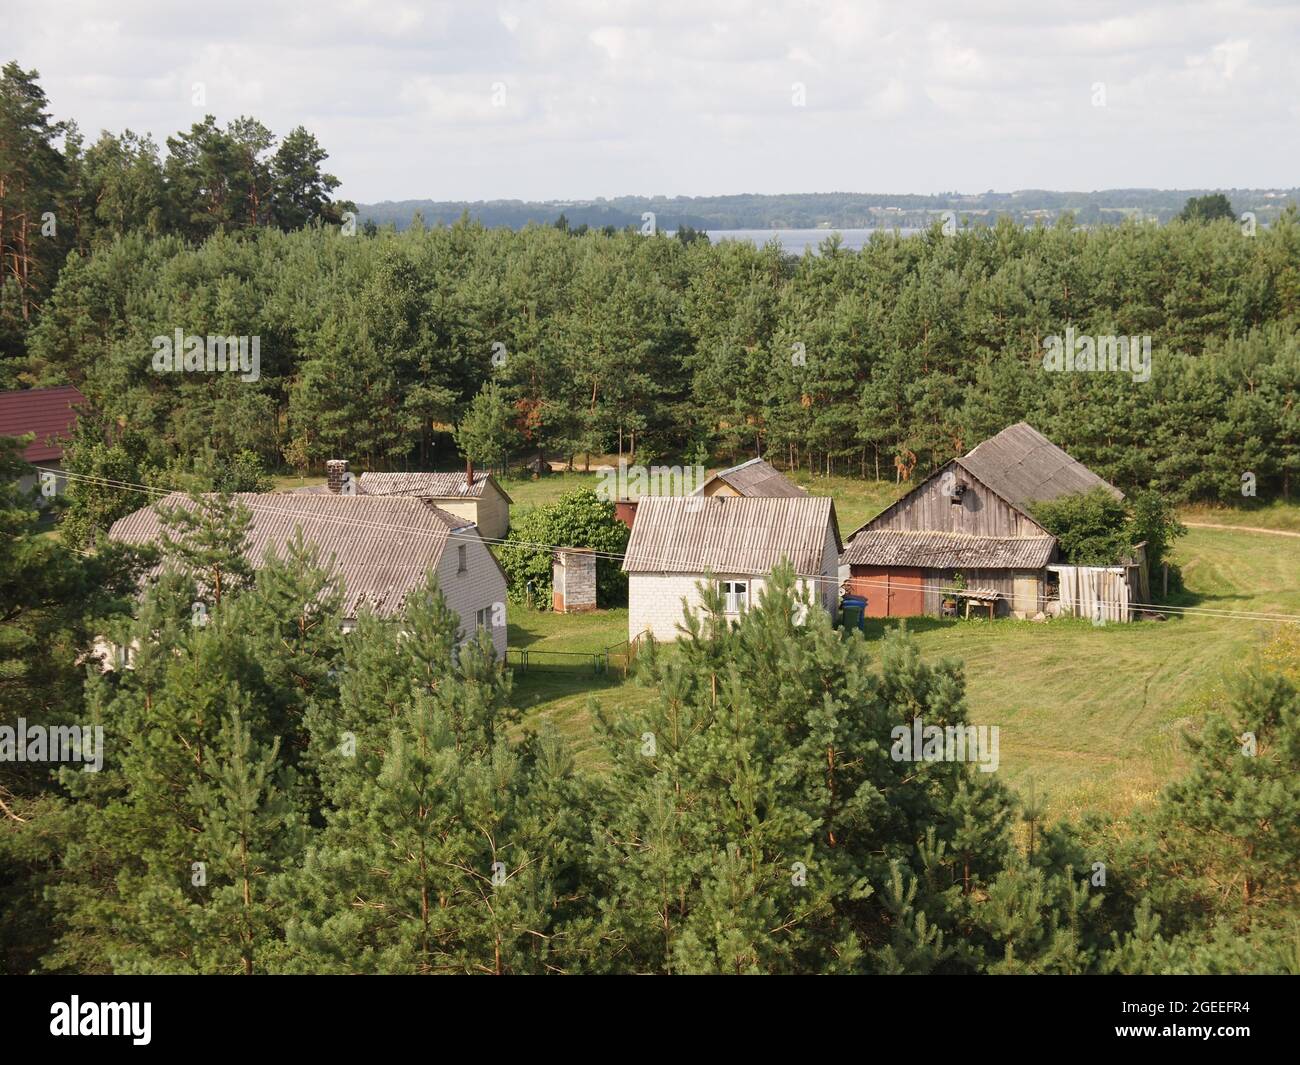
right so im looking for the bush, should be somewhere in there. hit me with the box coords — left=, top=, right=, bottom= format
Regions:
left=1030, top=487, right=1131, bottom=565
left=497, top=487, right=629, bottom=608
left=1030, top=488, right=1186, bottom=598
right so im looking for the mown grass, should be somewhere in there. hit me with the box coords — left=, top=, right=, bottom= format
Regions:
left=506, top=606, right=655, bottom=768
left=1179, top=499, right=1300, bottom=533
left=508, top=488, right=1300, bottom=822
left=263, top=461, right=1297, bottom=821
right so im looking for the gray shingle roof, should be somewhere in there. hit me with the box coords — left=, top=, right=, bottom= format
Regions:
left=958, top=423, right=1122, bottom=512
left=357, top=470, right=512, bottom=503
left=622, top=495, right=839, bottom=575
left=109, top=493, right=479, bottom=619
left=842, top=530, right=1057, bottom=569
left=698, top=458, right=807, bottom=498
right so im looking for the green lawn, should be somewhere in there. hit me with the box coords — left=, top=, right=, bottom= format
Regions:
left=499, top=471, right=604, bottom=512
left=883, top=521, right=1300, bottom=821
left=509, top=490, right=1300, bottom=822
left=1179, top=500, right=1300, bottom=533
left=506, top=606, right=656, bottom=768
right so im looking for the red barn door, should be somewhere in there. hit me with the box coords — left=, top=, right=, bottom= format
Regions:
left=849, top=567, right=926, bottom=617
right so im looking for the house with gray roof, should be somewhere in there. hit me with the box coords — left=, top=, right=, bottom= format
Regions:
left=357, top=465, right=512, bottom=541
left=109, top=492, right=508, bottom=656
left=841, top=423, right=1124, bottom=619
left=695, top=457, right=807, bottom=499
left=293, top=460, right=512, bottom=541
left=622, top=495, right=841, bottom=641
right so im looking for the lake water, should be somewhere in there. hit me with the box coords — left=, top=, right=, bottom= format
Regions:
left=703, top=228, right=920, bottom=253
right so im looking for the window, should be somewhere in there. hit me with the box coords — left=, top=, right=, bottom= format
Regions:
left=723, top=580, right=748, bottom=614
left=475, top=607, right=490, bottom=630
left=457, top=544, right=467, bottom=573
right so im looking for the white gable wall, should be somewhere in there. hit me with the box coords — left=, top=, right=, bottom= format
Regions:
left=629, top=560, right=836, bottom=642
left=435, top=526, right=509, bottom=658
left=423, top=484, right=509, bottom=542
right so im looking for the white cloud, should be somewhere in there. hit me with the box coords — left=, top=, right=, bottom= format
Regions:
left=1, top=0, right=1296, bottom=200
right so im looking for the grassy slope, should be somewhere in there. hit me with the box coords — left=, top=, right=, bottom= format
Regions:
left=889, top=532, right=1299, bottom=821
left=507, top=474, right=1300, bottom=820
left=1179, top=500, right=1300, bottom=533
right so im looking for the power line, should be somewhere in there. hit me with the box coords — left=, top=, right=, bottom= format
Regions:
left=31, top=465, right=1300, bottom=626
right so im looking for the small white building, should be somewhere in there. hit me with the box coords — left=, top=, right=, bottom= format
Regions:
left=621, top=495, right=842, bottom=642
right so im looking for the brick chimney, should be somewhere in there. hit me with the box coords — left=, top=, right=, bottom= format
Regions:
left=465, top=457, right=475, bottom=489
left=326, top=459, right=348, bottom=494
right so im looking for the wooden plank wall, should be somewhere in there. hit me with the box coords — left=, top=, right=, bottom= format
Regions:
left=871, top=463, right=1046, bottom=537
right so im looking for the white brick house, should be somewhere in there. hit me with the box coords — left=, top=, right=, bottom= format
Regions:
left=622, top=496, right=842, bottom=642
left=109, top=493, right=508, bottom=658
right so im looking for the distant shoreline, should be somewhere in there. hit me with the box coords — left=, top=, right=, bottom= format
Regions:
left=359, top=188, right=1299, bottom=234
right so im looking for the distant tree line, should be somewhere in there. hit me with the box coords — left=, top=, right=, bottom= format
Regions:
left=9, top=206, right=1299, bottom=543
left=360, top=188, right=1300, bottom=233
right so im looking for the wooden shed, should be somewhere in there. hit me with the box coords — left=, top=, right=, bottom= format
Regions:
left=842, top=424, right=1126, bottom=619
left=552, top=547, right=597, bottom=613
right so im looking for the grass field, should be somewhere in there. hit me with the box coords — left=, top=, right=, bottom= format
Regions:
left=497, top=464, right=908, bottom=532
left=263, top=461, right=1297, bottom=820
left=883, top=521, right=1300, bottom=820
left=1179, top=499, right=1300, bottom=533
left=506, top=477, right=1300, bottom=821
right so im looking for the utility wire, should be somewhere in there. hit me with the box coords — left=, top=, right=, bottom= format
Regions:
left=31, top=465, right=1300, bottom=626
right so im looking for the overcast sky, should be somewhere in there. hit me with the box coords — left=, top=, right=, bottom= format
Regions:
left=4, top=1, right=1298, bottom=204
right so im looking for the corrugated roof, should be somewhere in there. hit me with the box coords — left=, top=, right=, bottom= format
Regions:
left=958, top=423, right=1122, bottom=512
left=843, top=530, right=1057, bottom=569
left=622, top=495, right=839, bottom=575
left=0, top=385, right=86, bottom=462
left=698, top=457, right=807, bottom=498
left=357, top=470, right=512, bottom=502
left=109, top=493, right=480, bottom=619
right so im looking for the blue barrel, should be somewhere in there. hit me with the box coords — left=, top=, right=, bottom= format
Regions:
left=840, top=595, right=868, bottom=631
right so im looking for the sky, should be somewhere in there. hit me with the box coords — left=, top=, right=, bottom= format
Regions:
left=4, top=0, right=1298, bottom=204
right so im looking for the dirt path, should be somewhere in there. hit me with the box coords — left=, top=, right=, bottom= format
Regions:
left=1183, top=521, right=1300, bottom=539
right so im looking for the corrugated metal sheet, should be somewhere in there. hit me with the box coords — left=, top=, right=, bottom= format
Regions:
left=357, top=470, right=513, bottom=502
left=700, top=458, right=807, bottom=498
left=0, top=385, right=86, bottom=462
left=358, top=470, right=481, bottom=498
left=843, top=530, right=1057, bottom=569
left=109, top=493, right=475, bottom=618
left=622, top=495, right=838, bottom=574
left=958, top=422, right=1123, bottom=512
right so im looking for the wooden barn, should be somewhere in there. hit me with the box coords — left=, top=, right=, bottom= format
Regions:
left=842, top=423, right=1126, bottom=619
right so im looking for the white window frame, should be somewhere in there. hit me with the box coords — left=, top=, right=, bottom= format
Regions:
left=722, top=579, right=749, bottom=614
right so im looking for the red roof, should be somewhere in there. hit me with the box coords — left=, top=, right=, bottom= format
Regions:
left=0, top=386, right=87, bottom=462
